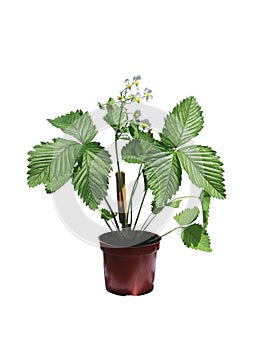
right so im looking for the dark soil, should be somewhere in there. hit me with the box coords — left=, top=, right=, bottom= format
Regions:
left=99, top=230, right=161, bottom=248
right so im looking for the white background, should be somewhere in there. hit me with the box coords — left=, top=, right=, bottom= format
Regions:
left=1, top=0, right=254, bottom=349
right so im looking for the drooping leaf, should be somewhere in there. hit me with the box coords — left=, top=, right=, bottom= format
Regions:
left=48, top=110, right=97, bottom=144
left=72, top=142, right=112, bottom=210
left=144, top=148, right=182, bottom=209
left=103, top=98, right=126, bottom=131
left=174, top=207, right=200, bottom=225
left=177, top=145, right=226, bottom=199
left=181, top=224, right=212, bottom=252
left=27, top=138, right=81, bottom=191
left=160, top=96, right=204, bottom=147
left=200, top=190, right=211, bottom=232
left=100, top=208, right=117, bottom=221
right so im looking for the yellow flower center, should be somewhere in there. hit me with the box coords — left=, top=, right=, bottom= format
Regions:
left=142, top=122, right=147, bottom=129
left=127, top=83, right=132, bottom=89
left=136, top=97, right=141, bottom=103
left=134, top=112, right=139, bottom=118
left=134, top=80, right=139, bottom=86
left=145, top=92, right=150, bottom=98
left=118, top=95, right=123, bottom=100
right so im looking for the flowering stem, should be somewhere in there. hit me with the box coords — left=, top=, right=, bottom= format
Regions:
left=115, top=103, right=126, bottom=227
left=116, top=120, right=130, bottom=139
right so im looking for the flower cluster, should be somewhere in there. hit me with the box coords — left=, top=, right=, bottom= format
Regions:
left=118, top=75, right=153, bottom=104
left=97, top=75, right=153, bottom=132
left=98, top=75, right=153, bottom=109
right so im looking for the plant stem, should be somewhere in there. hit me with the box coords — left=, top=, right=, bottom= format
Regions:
left=160, top=226, right=182, bottom=238
left=104, top=197, right=120, bottom=230
left=126, top=164, right=143, bottom=225
left=141, top=195, right=201, bottom=231
left=140, top=213, right=153, bottom=231
left=166, top=195, right=199, bottom=206
left=104, top=219, right=113, bottom=232
left=133, top=188, right=148, bottom=230
left=110, top=219, right=117, bottom=229
left=97, top=209, right=113, bottom=232
left=141, top=213, right=156, bottom=231
left=130, top=197, right=133, bottom=227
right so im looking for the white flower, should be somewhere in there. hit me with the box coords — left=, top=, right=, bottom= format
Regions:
left=143, top=88, right=153, bottom=101
left=135, top=92, right=141, bottom=104
left=133, top=75, right=141, bottom=87
left=133, top=110, right=141, bottom=121
left=138, top=119, right=151, bottom=132
left=124, top=78, right=133, bottom=89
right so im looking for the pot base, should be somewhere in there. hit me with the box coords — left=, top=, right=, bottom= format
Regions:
left=105, top=286, right=154, bottom=296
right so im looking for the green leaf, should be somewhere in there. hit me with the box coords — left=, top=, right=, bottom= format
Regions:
left=168, top=199, right=182, bottom=208
left=72, top=142, right=112, bottom=210
left=196, top=231, right=212, bottom=252
left=103, top=98, right=126, bottom=131
left=177, top=145, right=226, bottom=199
left=121, top=131, right=156, bottom=164
left=100, top=208, right=117, bottom=221
left=128, top=122, right=154, bottom=139
left=129, top=122, right=140, bottom=138
left=160, top=96, right=204, bottom=147
left=181, top=224, right=212, bottom=252
left=200, top=190, right=211, bottom=232
left=151, top=201, right=163, bottom=214
left=48, top=110, right=97, bottom=144
left=144, top=148, right=182, bottom=208
left=121, top=139, right=144, bottom=164
left=152, top=197, right=182, bottom=214
left=174, top=207, right=200, bottom=225
left=27, top=138, right=81, bottom=191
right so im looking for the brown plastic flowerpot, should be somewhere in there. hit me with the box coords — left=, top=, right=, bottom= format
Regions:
left=99, top=231, right=161, bottom=296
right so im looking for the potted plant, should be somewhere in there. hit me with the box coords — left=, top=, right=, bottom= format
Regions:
left=27, top=75, right=226, bottom=296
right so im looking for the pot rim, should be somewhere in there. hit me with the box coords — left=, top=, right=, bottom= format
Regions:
left=98, top=230, right=161, bottom=250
